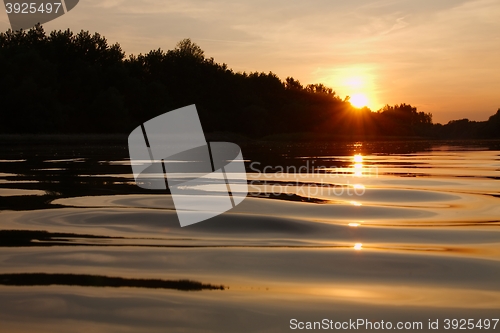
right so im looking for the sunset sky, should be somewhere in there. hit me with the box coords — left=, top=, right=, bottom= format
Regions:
left=2, top=0, right=499, bottom=123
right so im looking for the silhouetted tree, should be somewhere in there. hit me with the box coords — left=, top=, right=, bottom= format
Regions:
left=376, top=104, right=433, bottom=136
left=483, top=108, right=500, bottom=138
left=2, top=24, right=498, bottom=140
left=173, top=38, right=204, bottom=61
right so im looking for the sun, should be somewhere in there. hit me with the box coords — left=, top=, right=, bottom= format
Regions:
left=349, top=93, right=369, bottom=108
left=320, top=71, right=378, bottom=109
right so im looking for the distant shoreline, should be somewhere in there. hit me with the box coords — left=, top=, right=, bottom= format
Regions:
left=1, top=133, right=500, bottom=145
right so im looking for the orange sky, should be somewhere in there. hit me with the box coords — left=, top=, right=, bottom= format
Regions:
left=1, top=0, right=499, bottom=123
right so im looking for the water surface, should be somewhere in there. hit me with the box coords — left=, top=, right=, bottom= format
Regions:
left=1, top=139, right=499, bottom=332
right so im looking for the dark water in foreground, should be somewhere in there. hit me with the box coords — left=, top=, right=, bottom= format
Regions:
left=0, top=139, right=499, bottom=332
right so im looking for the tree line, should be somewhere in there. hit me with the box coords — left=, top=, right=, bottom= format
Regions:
left=0, top=24, right=498, bottom=140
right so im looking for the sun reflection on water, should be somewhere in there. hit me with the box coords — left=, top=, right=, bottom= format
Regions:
left=353, top=154, right=364, bottom=178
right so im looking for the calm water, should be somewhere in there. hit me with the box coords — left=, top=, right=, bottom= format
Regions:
left=1, top=139, right=499, bottom=332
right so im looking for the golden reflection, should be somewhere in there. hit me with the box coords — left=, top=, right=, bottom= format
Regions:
left=348, top=223, right=360, bottom=227
left=350, top=201, right=362, bottom=206
left=354, top=163, right=363, bottom=177
left=305, top=285, right=500, bottom=308
left=354, top=243, right=363, bottom=250
left=352, top=154, right=364, bottom=177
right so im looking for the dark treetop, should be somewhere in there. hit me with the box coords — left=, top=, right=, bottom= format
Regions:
left=0, top=24, right=498, bottom=140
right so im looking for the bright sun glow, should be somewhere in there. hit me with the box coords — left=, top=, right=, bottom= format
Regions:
left=318, top=68, right=379, bottom=110
left=345, top=77, right=363, bottom=89
left=350, top=93, right=369, bottom=108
